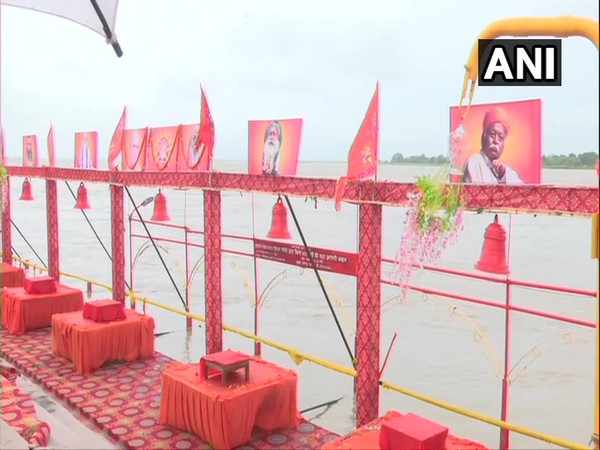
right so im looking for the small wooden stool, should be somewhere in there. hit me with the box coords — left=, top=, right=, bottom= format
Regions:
left=200, top=350, right=251, bottom=386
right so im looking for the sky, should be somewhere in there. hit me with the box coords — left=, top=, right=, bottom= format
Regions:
left=0, top=0, right=598, bottom=163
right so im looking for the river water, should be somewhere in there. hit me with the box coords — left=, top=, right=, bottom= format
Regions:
left=6, top=160, right=599, bottom=449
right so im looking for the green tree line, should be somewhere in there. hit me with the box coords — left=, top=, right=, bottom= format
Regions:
left=385, top=152, right=599, bottom=169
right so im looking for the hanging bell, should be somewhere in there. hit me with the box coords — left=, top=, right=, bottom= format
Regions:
left=20, top=178, right=34, bottom=201
left=151, top=189, right=171, bottom=221
left=267, top=196, right=292, bottom=240
left=475, top=214, right=509, bottom=275
left=74, top=182, right=91, bottom=209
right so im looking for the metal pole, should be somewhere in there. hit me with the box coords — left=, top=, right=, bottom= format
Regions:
left=129, top=212, right=134, bottom=309
left=128, top=196, right=154, bottom=310
left=251, top=193, right=261, bottom=356
left=500, top=214, right=513, bottom=450
left=185, top=225, right=191, bottom=329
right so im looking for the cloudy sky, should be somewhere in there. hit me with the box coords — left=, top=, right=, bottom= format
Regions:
left=1, top=0, right=598, bottom=163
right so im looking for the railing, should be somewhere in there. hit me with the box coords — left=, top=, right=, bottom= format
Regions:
left=6, top=252, right=591, bottom=450
left=124, top=214, right=596, bottom=449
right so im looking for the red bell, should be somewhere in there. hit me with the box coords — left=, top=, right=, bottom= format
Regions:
left=20, top=178, right=34, bottom=201
left=74, top=182, right=91, bottom=209
left=475, top=214, right=509, bottom=275
left=151, top=189, right=170, bottom=221
left=267, top=197, right=292, bottom=239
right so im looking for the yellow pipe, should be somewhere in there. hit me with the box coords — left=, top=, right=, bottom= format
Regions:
left=4, top=254, right=592, bottom=447
left=381, top=380, right=588, bottom=449
left=460, top=16, right=600, bottom=108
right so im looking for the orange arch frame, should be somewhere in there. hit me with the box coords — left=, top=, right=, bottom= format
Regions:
left=459, top=16, right=599, bottom=112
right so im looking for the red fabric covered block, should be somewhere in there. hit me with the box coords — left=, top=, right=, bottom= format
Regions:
left=83, top=299, right=126, bottom=322
left=379, top=413, right=449, bottom=450
left=24, top=276, right=57, bottom=294
left=1, top=263, right=25, bottom=288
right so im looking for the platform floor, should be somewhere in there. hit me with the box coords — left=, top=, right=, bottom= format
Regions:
left=0, top=326, right=340, bottom=449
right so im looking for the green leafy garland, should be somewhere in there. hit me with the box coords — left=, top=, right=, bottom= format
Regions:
left=413, top=164, right=463, bottom=235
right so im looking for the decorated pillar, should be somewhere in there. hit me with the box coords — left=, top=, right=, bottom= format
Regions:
left=46, top=179, right=60, bottom=281
left=204, top=190, right=222, bottom=354
left=355, top=202, right=382, bottom=427
left=111, top=185, right=125, bottom=304
left=1, top=178, right=12, bottom=263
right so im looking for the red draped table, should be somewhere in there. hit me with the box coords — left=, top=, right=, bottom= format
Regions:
left=322, top=411, right=489, bottom=450
left=159, top=356, right=300, bottom=449
left=1, top=263, right=25, bottom=288
left=51, top=309, right=155, bottom=373
left=1, top=284, right=84, bottom=335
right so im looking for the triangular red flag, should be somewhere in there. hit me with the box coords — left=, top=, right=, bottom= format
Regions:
left=195, top=86, right=215, bottom=171
left=108, top=106, right=127, bottom=170
left=335, top=82, right=379, bottom=211
left=47, top=123, right=56, bottom=167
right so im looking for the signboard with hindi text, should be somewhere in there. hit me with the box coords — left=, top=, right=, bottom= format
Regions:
left=253, top=238, right=357, bottom=277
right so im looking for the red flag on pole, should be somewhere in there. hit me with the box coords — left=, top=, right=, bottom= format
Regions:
left=108, top=106, right=127, bottom=170
left=335, top=82, right=380, bottom=211
left=195, top=85, right=215, bottom=171
left=47, top=123, right=56, bottom=167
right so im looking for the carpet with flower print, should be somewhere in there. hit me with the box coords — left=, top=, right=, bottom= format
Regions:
left=1, top=365, right=51, bottom=448
left=0, top=327, right=340, bottom=449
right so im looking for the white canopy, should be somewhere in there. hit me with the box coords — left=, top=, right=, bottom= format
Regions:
left=1, top=0, right=123, bottom=57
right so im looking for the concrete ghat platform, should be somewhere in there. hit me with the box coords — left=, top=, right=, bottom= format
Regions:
left=0, top=327, right=340, bottom=449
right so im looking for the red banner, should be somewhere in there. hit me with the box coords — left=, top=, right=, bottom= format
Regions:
left=145, top=125, right=180, bottom=172
left=176, top=123, right=212, bottom=172
left=22, top=135, right=39, bottom=167
left=335, top=82, right=379, bottom=211
left=253, top=238, right=357, bottom=276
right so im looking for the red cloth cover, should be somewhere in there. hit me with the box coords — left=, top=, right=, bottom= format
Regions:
left=379, top=413, right=448, bottom=450
left=24, top=276, right=57, bottom=294
left=322, top=411, right=489, bottom=450
left=83, top=299, right=126, bottom=322
left=2, top=285, right=84, bottom=335
left=1, top=263, right=25, bottom=288
left=159, top=358, right=299, bottom=449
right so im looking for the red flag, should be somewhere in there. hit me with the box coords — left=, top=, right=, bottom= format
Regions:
left=47, top=123, right=56, bottom=167
left=195, top=86, right=215, bottom=171
left=335, top=82, right=380, bottom=211
left=108, top=106, right=127, bottom=170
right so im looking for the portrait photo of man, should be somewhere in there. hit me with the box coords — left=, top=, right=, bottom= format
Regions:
left=262, top=121, right=282, bottom=176
left=462, top=106, right=524, bottom=184
left=78, top=132, right=94, bottom=169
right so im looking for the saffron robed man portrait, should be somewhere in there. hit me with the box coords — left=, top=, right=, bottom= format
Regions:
left=450, top=99, right=543, bottom=185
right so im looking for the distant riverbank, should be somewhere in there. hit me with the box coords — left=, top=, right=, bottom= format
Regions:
left=383, top=151, right=599, bottom=170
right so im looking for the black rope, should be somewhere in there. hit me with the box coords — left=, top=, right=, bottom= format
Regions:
left=283, top=195, right=356, bottom=367
left=10, top=219, right=47, bottom=268
left=300, top=396, right=344, bottom=414
left=11, top=245, right=22, bottom=262
left=124, top=186, right=187, bottom=311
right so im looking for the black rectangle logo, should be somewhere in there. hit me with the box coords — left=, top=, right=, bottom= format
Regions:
left=478, top=39, right=562, bottom=86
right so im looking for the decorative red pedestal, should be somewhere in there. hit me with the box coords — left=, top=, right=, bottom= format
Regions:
left=379, top=413, right=449, bottom=450
left=83, top=299, right=126, bottom=322
left=24, top=276, right=57, bottom=295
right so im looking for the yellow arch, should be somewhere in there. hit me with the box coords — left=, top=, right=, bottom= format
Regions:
left=460, top=16, right=599, bottom=112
